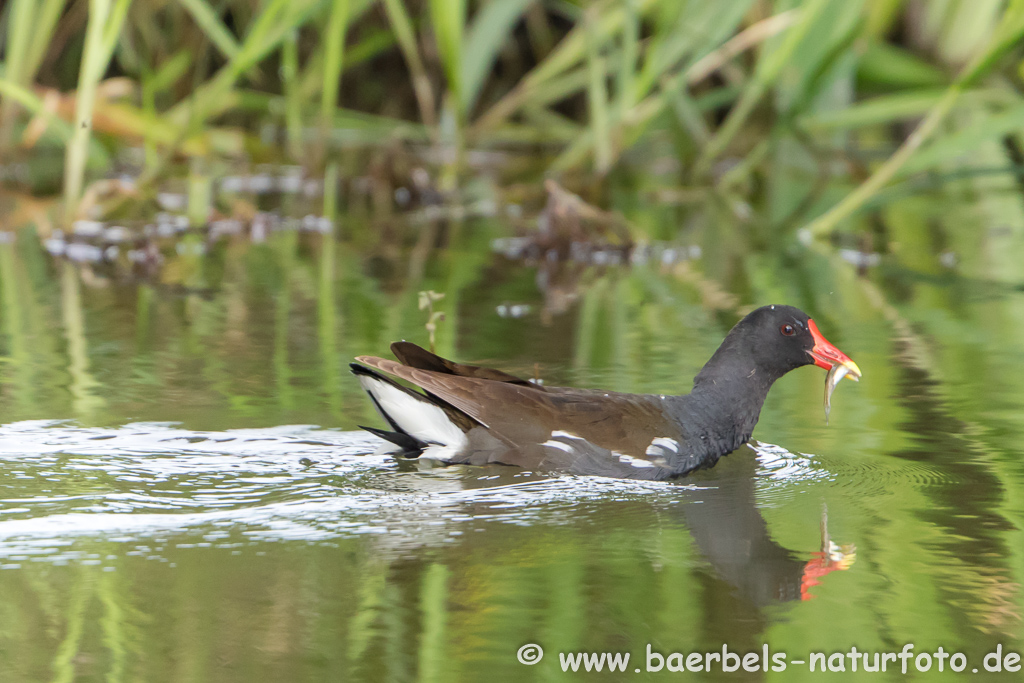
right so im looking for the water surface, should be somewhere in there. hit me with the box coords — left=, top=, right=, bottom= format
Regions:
left=1, top=176, right=1024, bottom=681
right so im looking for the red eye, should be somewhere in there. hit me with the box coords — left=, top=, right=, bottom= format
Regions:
left=780, top=323, right=795, bottom=336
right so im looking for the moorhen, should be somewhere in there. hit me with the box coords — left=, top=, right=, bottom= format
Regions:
left=351, top=305, right=861, bottom=480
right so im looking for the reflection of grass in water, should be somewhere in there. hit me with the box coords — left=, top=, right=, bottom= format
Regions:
left=50, top=570, right=91, bottom=683
left=0, top=179, right=1022, bottom=683
left=0, top=242, right=33, bottom=412
left=2, top=174, right=1024, bottom=677
left=60, top=261, right=106, bottom=419
left=274, top=229, right=298, bottom=413
left=318, top=164, right=343, bottom=419
left=417, top=563, right=449, bottom=683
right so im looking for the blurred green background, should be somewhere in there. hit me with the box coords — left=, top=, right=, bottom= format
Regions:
left=1, top=0, right=1024, bottom=226
left=3, top=1, right=1024, bottom=682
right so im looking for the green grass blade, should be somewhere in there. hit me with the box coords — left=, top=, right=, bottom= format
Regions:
left=63, top=0, right=132, bottom=223
left=616, top=0, right=639, bottom=114
left=801, top=89, right=949, bottom=129
left=857, top=40, right=947, bottom=88
left=380, top=0, right=437, bottom=129
left=141, top=66, right=158, bottom=168
left=936, top=0, right=1002, bottom=65
left=918, top=0, right=954, bottom=46
left=13, top=0, right=64, bottom=86
left=805, top=85, right=961, bottom=236
left=531, top=0, right=653, bottom=85
left=472, top=0, right=657, bottom=135
left=960, top=0, right=1024, bottom=86
left=100, top=0, right=132, bottom=59
left=550, top=129, right=595, bottom=172
left=636, top=0, right=752, bottom=103
left=282, top=29, right=303, bottom=160
left=519, top=105, right=582, bottom=137
left=899, top=102, right=1024, bottom=177
left=3, top=0, right=37, bottom=87
left=1, top=0, right=64, bottom=146
left=585, top=9, right=612, bottom=173
left=805, top=0, right=1024, bottom=236
left=864, top=0, right=905, bottom=38
left=695, top=0, right=831, bottom=176
left=166, top=0, right=319, bottom=127
left=225, top=0, right=315, bottom=79
left=429, top=0, right=466, bottom=113
left=461, top=0, right=534, bottom=116
left=150, top=49, right=193, bottom=91
left=321, top=0, right=351, bottom=126
left=0, top=78, right=74, bottom=142
left=669, top=86, right=710, bottom=146
left=580, top=8, right=791, bottom=171
left=176, top=0, right=241, bottom=61
left=302, top=0, right=374, bottom=101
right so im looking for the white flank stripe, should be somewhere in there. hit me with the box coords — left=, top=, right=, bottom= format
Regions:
left=543, top=440, right=575, bottom=453
left=647, top=437, right=680, bottom=456
left=616, top=453, right=656, bottom=469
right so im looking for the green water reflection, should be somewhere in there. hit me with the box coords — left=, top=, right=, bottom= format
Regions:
left=1, top=181, right=1024, bottom=681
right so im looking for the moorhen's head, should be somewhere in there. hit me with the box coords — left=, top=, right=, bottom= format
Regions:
left=696, top=305, right=861, bottom=386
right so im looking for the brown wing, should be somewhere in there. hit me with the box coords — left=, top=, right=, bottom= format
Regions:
left=390, top=341, right=538, bottom=387
left=354, top=355, right=681, bottom=456
left=355, top=356, right=553, bottom=438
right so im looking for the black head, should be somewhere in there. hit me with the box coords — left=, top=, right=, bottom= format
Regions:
left=694, top=305, right=857, bottom=387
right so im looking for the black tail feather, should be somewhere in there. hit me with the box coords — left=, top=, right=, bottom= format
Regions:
left=358, top=425, right=423, bottom=454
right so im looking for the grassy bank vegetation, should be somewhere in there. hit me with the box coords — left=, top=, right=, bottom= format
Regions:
left=2, top=0, right=1024, bottom=232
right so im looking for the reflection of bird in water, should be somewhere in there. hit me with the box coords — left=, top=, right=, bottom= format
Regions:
left=801, top=504, right=857, bottom=601
left=383, top=442, right=855, bottom=607
left=682, top=454, right=855, bottom=605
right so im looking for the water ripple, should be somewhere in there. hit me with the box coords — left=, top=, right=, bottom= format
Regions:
left=0, top=422, right=701, bottom=562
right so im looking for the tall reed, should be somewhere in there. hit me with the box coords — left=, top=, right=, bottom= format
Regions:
left=0, top=0, right=1022, bottom=236
left=62, top=0, right=131, bottom=223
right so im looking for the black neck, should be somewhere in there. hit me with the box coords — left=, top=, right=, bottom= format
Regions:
left=667, top=362, right=780, bottom=469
